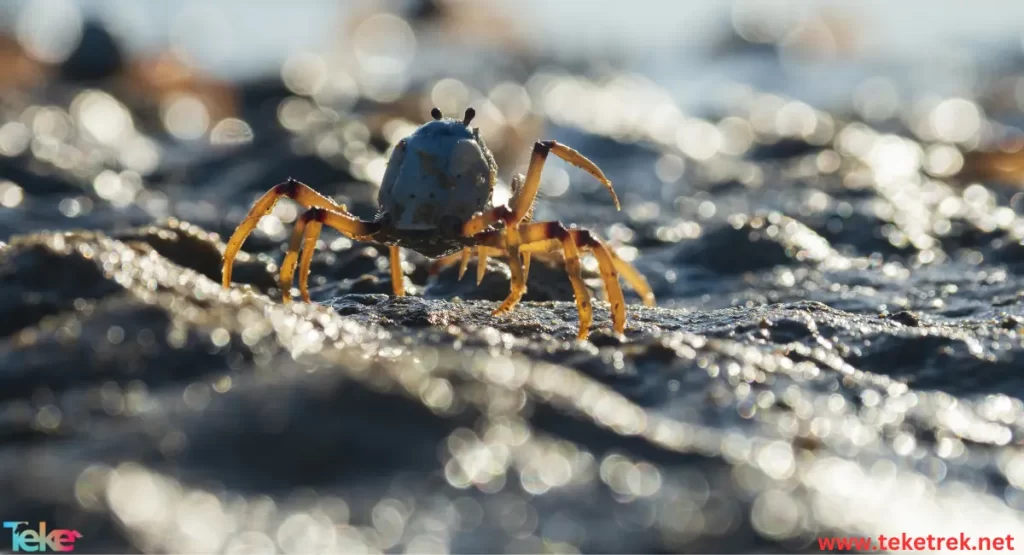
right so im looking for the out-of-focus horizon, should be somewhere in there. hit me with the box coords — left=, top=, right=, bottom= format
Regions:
left=5, top=0, right=1024, bottom=80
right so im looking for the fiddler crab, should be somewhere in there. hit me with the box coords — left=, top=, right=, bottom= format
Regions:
left=221, top=107, right=655, bottom=339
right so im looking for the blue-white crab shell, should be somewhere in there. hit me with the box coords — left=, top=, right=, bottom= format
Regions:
left=377, top=119, right=497, bottom=232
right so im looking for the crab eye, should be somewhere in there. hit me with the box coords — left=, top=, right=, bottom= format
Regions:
left=438, top=215, right=462, bottom=236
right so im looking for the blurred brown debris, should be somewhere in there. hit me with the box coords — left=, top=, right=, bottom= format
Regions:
left=961, top=140, right=1024, bottom=185
left=121, top=52, right=238, bottom=125
left=342, top=0, right=532, bottom=55
left=0, top=34, right=46, bottom=90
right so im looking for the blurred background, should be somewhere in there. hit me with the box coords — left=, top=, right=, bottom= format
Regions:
left=7, top=1, right=1024, bottom=554
left=6, top=0, right=1024, bottom=241
left=7, top=0, right=1024, bottom=103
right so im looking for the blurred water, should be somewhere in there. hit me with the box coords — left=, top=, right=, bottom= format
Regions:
left=5, top=0, right=1024, bottom=82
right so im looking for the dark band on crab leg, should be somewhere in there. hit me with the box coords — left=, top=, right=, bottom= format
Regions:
left=223, top=178, right=348, bottom=287
left=389, top=245, right=406, bottom=296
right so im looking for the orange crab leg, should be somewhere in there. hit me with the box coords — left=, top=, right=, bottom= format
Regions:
left=492, top=225, right=525, bottom=315
left=476, top=246, right=490, bottom=285
left=275, top=206, right=379, bottom=301
left=223, top=178, right=348, bottom=287
left=458, top=248, right=472, bottom=280
left=389, top=245, right=406, bottom=296
left=297, top=218, right=322, bottom=302
left=461, top=140, right=619, bottom=237
left=434, top=238, right=654, bottom=309
left=512, top=141, right=619, bottom=224
left=516, top=222, right=625, bottom=335
left=473, top=223, right=596, bottom=338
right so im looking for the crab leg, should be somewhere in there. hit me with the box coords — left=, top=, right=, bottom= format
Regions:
left=389, top=245, right=406, bottom=296
left=223, top=178, right=348, bottom=287
left=461, top=141, right=618, bottom=237
left=521, top=223, right=624, bottom=337
left=277, top=207, right=379, bottom=301
left=278, top=214, right=307, bottom=300
left=458, top=248, right=472, bottom=280
left=430, top=243, right=568, bottom=279
left=475, top=246, right=490, bottom=285
left=297, top=217, right=322, bottom=302
left=473, top=223, right=594, bottom=338
left=428, top=248, right=475, bottom=279
left=512, top=141, right=619, bottom=223
left=492, top=225, right=525, bottom=315
left=605, top=251, right=655, bottom=307
left=433, top=239, right=654, bottom=308
left=459, top=142, right=615, bottom=295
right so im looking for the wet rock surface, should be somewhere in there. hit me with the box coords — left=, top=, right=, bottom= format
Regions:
left=5, top=17, right=1024, bottom=555
left=3, top=206, right=1024, bottom=552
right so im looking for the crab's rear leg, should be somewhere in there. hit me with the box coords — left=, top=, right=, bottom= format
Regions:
left=277, top=207, right=378, bottom=301
left=474, top=223, right=593, bottom=338
left=389, top=246, right=406, bottom=296
left=605, top=250, right=655, bottom=307
left=223, top=178, right=346, bottom=288
left=491, top=226, right=525, bottom=315
left=427, top=247, right=475, bottom=280
left=528, top=223, right=625, bottom=337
